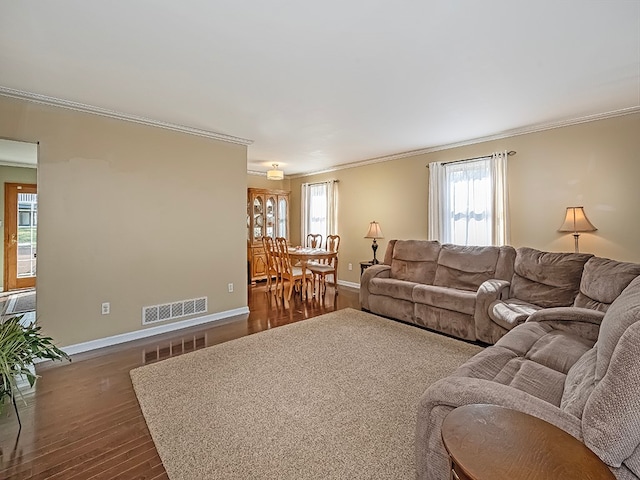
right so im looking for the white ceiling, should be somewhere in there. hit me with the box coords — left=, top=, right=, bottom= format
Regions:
left=1, top=1, right=639, bottom=176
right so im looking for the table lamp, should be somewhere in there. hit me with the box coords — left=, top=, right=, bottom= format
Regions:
left=365, top=221, right=384, bottom=264
left=558, top=206, right=597, bottom=253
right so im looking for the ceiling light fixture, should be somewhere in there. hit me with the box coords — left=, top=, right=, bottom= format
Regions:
left=267, top=164, right=284, bottom=180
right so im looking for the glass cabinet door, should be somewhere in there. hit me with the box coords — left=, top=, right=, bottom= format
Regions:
left=253, top=195, right=264, bottom=242
left=265, top=196, right=276, bottom=239
left=277, top=196, right=288, bottom=238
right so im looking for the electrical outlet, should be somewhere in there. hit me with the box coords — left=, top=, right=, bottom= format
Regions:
left=101, top=302, right=110, bottom=315
left=348, top=263, right=353, bottom=271
left=228, top=283, right=234, bottom=293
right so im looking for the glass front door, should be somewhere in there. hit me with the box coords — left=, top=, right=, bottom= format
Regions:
left=4, top=183, right=37, bottom=290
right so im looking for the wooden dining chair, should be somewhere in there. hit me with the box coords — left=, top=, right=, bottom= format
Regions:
left=275, top=237, right=312, bottom=301
left=262, top=236, right=280, bottom=294
left=306, top=233, right=323, bottom=249
left=308, top=234, right=340, bottom=297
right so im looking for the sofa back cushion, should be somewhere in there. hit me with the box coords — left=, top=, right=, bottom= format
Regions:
left=595, top=275, right=640, bottom=382
left=582, top=275, right=640, bottom=469
left=560, top=347, right=597, bottom=418
left=389, top=240, right=441, bottom=284
left=510, top=247, right=592, bottom=308
left=574, top=257, right=640, bottom=312
left=382, top=240, right=397, bottom=265
left=433, top=244, right=515, bottom=291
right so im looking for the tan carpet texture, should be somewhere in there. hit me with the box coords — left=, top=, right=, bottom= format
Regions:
left=130, top=308, right=483, bottom=479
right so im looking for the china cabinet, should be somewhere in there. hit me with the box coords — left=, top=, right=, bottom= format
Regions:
left=247, top=188, right=290, bottom=282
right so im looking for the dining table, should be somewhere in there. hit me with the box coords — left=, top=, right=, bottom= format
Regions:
left=287, top=247, right=338, bottom=298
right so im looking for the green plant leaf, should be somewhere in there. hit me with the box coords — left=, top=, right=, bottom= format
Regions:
left=0, top=314, right=70, bottom=413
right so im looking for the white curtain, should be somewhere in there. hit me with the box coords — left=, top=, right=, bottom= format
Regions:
left=491, top=151, right=510, bottom=246
left=301, top=180, right=338, bottom=246
left=428, top=161, right=446, bottom=241
left=447, top=158, right=492, bottom=245
left=428, top=151, right=509, bottom=246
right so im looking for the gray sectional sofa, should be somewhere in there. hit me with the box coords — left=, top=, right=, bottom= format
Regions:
left=416, top=274, right=640, bottom=479
left=359, top=239, right=640, bottom=478
left=360, top=240, right=640, bottom=344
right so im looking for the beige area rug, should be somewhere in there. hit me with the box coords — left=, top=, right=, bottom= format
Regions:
left=130, top=308, right=483, bottom=480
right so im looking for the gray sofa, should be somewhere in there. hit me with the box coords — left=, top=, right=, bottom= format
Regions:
left=475, top=249, right=640, bottom=343
left=361, top=240, right=640, bottom=344
left=415, top=274, right=640, bottom=479
left=360, top=240, right=516, bottom=341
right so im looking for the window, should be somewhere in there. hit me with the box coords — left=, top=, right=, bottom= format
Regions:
left=301, top=180, right=338, bottom=245
left=428, top=152, right=509, bottom=246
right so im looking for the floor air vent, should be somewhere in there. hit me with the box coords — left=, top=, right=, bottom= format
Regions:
left=142, top=297, right=207, bottom=325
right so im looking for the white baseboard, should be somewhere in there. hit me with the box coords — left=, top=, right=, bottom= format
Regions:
left=62, top=306, right=250, bottom=356
left=338, top=279, right=360, bottom=289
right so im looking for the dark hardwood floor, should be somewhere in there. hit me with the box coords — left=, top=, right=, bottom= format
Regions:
left=0, top=283, right=360, bottom=479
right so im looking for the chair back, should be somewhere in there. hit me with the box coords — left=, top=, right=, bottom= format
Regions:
left=326, top=235, right=340, bottom=266
left=326, top=235, right=340, bottom=253
left=275, top=237, right=293, bottom=276
left=306, top=233, right=323, bottom=248
left=262, top=236, right=278, bottom=274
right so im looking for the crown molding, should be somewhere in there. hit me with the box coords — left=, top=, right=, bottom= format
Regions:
left=0, top=86, right=253, bottom=146
left=289, top=106, right=640, bottom=178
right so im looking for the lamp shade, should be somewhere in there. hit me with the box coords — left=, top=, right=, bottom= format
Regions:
left=558, top=207, right=597, bottom=233
left=267, top=164, right=284, bottom=180
left=365, top=221, right=384, bottom=239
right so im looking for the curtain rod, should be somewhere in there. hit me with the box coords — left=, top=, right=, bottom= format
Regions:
left=302, top=179, right=340, bottom=186
left=427, top=150, right=516, bottom=168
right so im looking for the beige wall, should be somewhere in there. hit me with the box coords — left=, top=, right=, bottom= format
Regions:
left=3, top=92, right=636, bottom=346
left=0, top=165, right=38, bottom=290
left=290, top=112, right=640, bottom=285
left=0, top=95, right=248, bottom=347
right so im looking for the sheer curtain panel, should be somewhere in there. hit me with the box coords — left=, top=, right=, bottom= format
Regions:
left=301, top=181, right=338, bottom=245
left=428, top=151, right=509, bottom=246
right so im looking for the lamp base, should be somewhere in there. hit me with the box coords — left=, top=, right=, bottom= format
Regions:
left=371, top=240, right=379, bottom=264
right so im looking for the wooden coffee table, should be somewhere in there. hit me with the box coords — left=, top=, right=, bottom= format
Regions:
left=441, top=404, right=615, bottom=480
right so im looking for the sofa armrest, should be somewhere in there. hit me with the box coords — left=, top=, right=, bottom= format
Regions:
left=415, top=376, right=583, bottom=480
left=526, top=307, right=605, bottom=342
left=418, top=376, right=583, bottom=436
left=474, top=279, right=511, bottom=344
left=359, top=264, right=391, bottom=310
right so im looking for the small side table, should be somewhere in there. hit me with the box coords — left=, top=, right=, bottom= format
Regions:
left=441, top=404, right=614, bottom=480
left=360, top=261, right=373, bottom=276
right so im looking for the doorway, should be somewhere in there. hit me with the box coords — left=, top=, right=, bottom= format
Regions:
left=4, top=183, right=37, bottom=291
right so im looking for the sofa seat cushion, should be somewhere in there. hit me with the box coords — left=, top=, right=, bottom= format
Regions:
left=454, top=323, right=594, bottom=406
left=453, top=346, right=566, bottom=405
left=412, top=285, right=476, bottom=315
left=496, top=322, right=594, bottom=374
left=489, top=298, right=541, bottom=330
left=368, top=277, right=415, bottom=302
